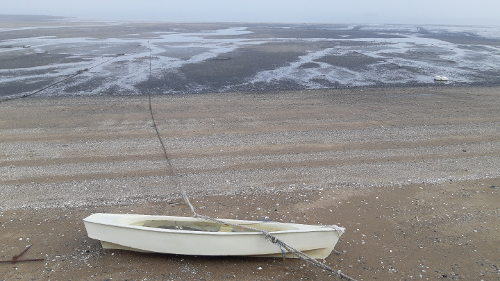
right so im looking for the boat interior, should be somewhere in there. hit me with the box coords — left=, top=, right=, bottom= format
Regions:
left=129, top=219, right=298, bottom=232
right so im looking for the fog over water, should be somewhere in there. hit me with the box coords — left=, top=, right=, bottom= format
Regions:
left=3, top=0, right=500, bottom=25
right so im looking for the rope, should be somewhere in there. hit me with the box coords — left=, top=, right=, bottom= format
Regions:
left=0, top=45, right=143, bottom=103
left=145, top=48, right=199, bottom=216
left=146, top=45, right=357, bottom=281
left=191, top=212, right=356, bottom=281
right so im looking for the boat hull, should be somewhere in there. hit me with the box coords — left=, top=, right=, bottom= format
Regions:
left=83, top=213, right=344, bottom=259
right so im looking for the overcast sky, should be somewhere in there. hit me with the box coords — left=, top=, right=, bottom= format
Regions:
left=3, top=0, right=500, bottom=26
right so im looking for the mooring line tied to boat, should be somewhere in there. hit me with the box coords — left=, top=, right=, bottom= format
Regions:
left=145, top=45, right=356, bottom=281
left=191, top=211, right=356, bottom=281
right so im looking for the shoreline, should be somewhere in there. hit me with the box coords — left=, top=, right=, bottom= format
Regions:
left=4, top=80, right=500, bottom=103
left=1, top=86, right=499, bottom=280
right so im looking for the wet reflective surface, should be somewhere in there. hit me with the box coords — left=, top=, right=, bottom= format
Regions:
left=1, top=17, right=500, bottom=99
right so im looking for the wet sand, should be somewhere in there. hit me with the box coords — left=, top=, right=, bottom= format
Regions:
left=3, top=19, right=500, bottom=99
left=1, top=86, right=499, bottom=280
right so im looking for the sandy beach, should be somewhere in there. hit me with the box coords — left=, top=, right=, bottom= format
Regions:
left=1, top=86, right=499, bottom=280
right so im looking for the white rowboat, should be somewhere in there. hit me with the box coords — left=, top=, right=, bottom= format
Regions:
left=83, top=213, right=345, bottom=259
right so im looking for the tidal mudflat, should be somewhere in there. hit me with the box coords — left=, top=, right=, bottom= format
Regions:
left=2, top=16, right=500, bottom=100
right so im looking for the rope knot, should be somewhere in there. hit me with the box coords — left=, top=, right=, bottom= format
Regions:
left=262, top=230, right=278, bottom=243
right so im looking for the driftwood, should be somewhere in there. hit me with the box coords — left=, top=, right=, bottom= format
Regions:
left=0, top=244, right=44, bottom=264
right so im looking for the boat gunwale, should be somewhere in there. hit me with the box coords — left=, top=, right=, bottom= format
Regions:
left=83, top=214, right=344, bottom=236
